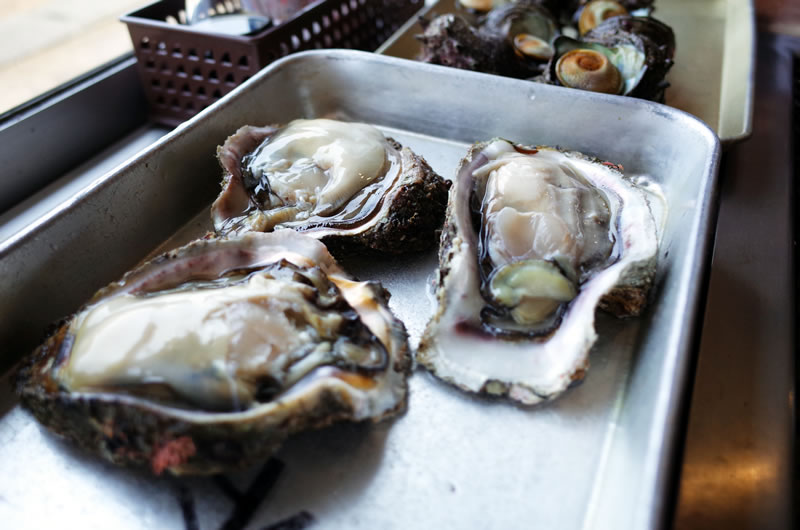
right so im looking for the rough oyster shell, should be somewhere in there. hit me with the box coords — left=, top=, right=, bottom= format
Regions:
left=16, top=231, right=410, bottom=474
left=418, top=140, right=658, bottom=405
left=211, top=119, right=449, bottom=255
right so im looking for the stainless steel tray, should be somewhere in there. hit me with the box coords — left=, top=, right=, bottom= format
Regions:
left=0, top=50, right=721, bottom=529
left=377, top=0, right=755, bottom=145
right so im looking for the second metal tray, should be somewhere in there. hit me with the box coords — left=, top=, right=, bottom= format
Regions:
left=377, top=0, right=755, bottom=145
left=0, top=51, right=720, bottom=529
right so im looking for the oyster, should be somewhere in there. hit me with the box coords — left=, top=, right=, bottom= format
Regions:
left=211, top=118, right=449, bottom=254
left=418, top=139, right=658, bottom=405
left=16, top=231, right=410, bottom=474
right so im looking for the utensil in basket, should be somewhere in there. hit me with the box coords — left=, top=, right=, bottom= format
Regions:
left=184, top=0, right=271, bottom=35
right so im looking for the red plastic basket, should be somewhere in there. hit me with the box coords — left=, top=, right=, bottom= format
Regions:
left=122, top=0, right=422, bottom=125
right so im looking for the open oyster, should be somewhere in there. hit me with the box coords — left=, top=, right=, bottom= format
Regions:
left=418, top=140, right=658, bottom=405
left=211, top=118, right=449, bottom=254
left=16, top=231, right=410, bottom=474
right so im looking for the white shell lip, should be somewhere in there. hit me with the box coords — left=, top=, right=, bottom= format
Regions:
left=418, top=141, right=659, bottom=405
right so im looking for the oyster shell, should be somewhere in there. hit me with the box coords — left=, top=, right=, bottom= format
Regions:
left=211, top=118, right=449, bottom=254
left=16, top=231, right=410, bottom=474
left=418, top=139, right=658, bottom=405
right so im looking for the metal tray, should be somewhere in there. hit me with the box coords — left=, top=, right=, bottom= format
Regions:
left=377, top=0, right=755, bottom=145
left=0, top=50, right=720, bottom=529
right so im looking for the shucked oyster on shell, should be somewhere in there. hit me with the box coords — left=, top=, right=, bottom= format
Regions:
left=16, top=231, right=410, bottom=474
left=418, top=139, right=659, bottom=405
left=211, top=118, right=449, bottom=254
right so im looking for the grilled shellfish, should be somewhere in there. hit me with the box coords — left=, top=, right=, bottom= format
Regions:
left=418, top=1, right=674, bottom=102
left=419, top=2, right=560, bottom=78
left=418, top=139, right=659, bottom=405
left=544, top=15, right=675, bottom=101
left=16, top=231, right=410, bottom=474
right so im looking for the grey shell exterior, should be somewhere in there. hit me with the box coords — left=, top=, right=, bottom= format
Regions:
left=15, top=235, right=411, bottom=475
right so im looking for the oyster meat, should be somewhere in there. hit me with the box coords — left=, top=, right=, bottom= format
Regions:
left=16, top=231, right=410, bottom=474
left=211, top=118, right=449, bottom=254
left=418, top=139, right=659, bottom=405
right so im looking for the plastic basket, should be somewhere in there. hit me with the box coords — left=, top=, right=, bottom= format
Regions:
left=121, top=0, right=423, bottom=125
